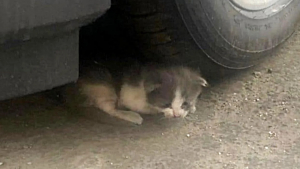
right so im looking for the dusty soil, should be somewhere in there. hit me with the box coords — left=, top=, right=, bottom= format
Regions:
left=1, top=26, right=300, bottom=169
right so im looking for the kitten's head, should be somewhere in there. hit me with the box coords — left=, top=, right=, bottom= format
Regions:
left=144, top=66, right=208, bottom=118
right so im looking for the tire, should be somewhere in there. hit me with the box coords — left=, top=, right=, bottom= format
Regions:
left=112, top=0, right=300, bottom=77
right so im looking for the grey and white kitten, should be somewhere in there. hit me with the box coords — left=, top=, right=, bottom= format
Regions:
left=65, top=63, right=208, bottom=125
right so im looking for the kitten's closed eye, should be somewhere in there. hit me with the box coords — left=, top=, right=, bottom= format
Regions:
left=181, top=102, right=189, bottom=110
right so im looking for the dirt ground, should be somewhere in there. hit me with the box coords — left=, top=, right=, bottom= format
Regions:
left=1, top=26, right=300, bottom=169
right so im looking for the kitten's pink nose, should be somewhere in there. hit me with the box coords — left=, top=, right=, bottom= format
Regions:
left=173, top=112, right=180, bottom=118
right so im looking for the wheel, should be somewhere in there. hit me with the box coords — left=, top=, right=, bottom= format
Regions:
left=112, top=0, right=300, bottom=77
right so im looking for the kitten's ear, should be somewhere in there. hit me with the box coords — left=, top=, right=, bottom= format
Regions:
left=144, top=71, right=162, bottom=93
left=197, top=77, right=209, bottom=87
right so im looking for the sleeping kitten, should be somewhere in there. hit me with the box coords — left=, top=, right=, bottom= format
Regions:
left=64, top=62, right=208, bottom=125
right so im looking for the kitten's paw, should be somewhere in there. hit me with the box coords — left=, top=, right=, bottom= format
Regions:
left=181, top=111, right=189, bottom=118
left=176, top=109, right=188, bottom=118
left=120, top=111, right=143, bottom=125
left=162, top=108, right=174, bottom=118
left=190, top=106, right=196, bottom=114
left=163, top=108, right=189, bottom=118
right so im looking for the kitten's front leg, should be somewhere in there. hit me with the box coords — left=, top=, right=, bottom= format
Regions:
left=140, top=105, right=187, bottom=118
left=138, top=104, right=163, bottom=115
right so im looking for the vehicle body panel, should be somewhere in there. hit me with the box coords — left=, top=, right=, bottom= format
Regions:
left=0, top=0, right=111, bottom=100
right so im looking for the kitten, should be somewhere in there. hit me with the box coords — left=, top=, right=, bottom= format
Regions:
left=63, top=62, right=208, bottom=125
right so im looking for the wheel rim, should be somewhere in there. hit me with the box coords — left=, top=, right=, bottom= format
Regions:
left=229, top=0, right=294, bottom=19
left=229, top=0, right=279, bottom=11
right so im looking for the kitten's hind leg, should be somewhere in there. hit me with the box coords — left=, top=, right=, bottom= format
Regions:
left=113, top=110, right=143, bottom=125
left=97, top=100, right=143, bottom=125
left=82, top=84, right=143, bottom=125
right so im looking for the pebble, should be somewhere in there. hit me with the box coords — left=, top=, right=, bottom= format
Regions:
left=186, top=134, right=190, bottom=138
left=268, top=131, right=277, bottom=138
left=27, top=162, right=32, bottom=165
left=23, top=145, right=31, bottom=149
left=0, top=162, right=3, bottom=166
left=253, top=71, right=262, bottom=78
left=267, top=68, right=273, bottom=73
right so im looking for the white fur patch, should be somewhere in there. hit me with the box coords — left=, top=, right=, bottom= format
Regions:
left=171, top=87, right=186, bottom=117
left=81, top=83, right=117, bottom=111
left=119, top=82, right=147, bottom=113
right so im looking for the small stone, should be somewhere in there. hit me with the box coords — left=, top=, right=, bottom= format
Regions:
left=186, top=134, right=190, bottom=137
left=218, top=152, right=222, bottom=155
left=161, top=133, right=164, bottom=136
left=253, top=71, right=262, bottom=78
left=27, top=162, right=32, bottom=165
left=110, top=162, right=113, bottom=165
left=267, top=68, right=273, bottom=74
left=265, top=146, right=269, bottom=150
left=23, top=145, right=30, bottom=149
left=268, top=131, right=277, bottom=138
left=0, top=162, right=3, bottom=166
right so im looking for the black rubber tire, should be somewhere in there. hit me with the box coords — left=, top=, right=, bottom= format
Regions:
left=112, top=0, right=300, bottom=77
